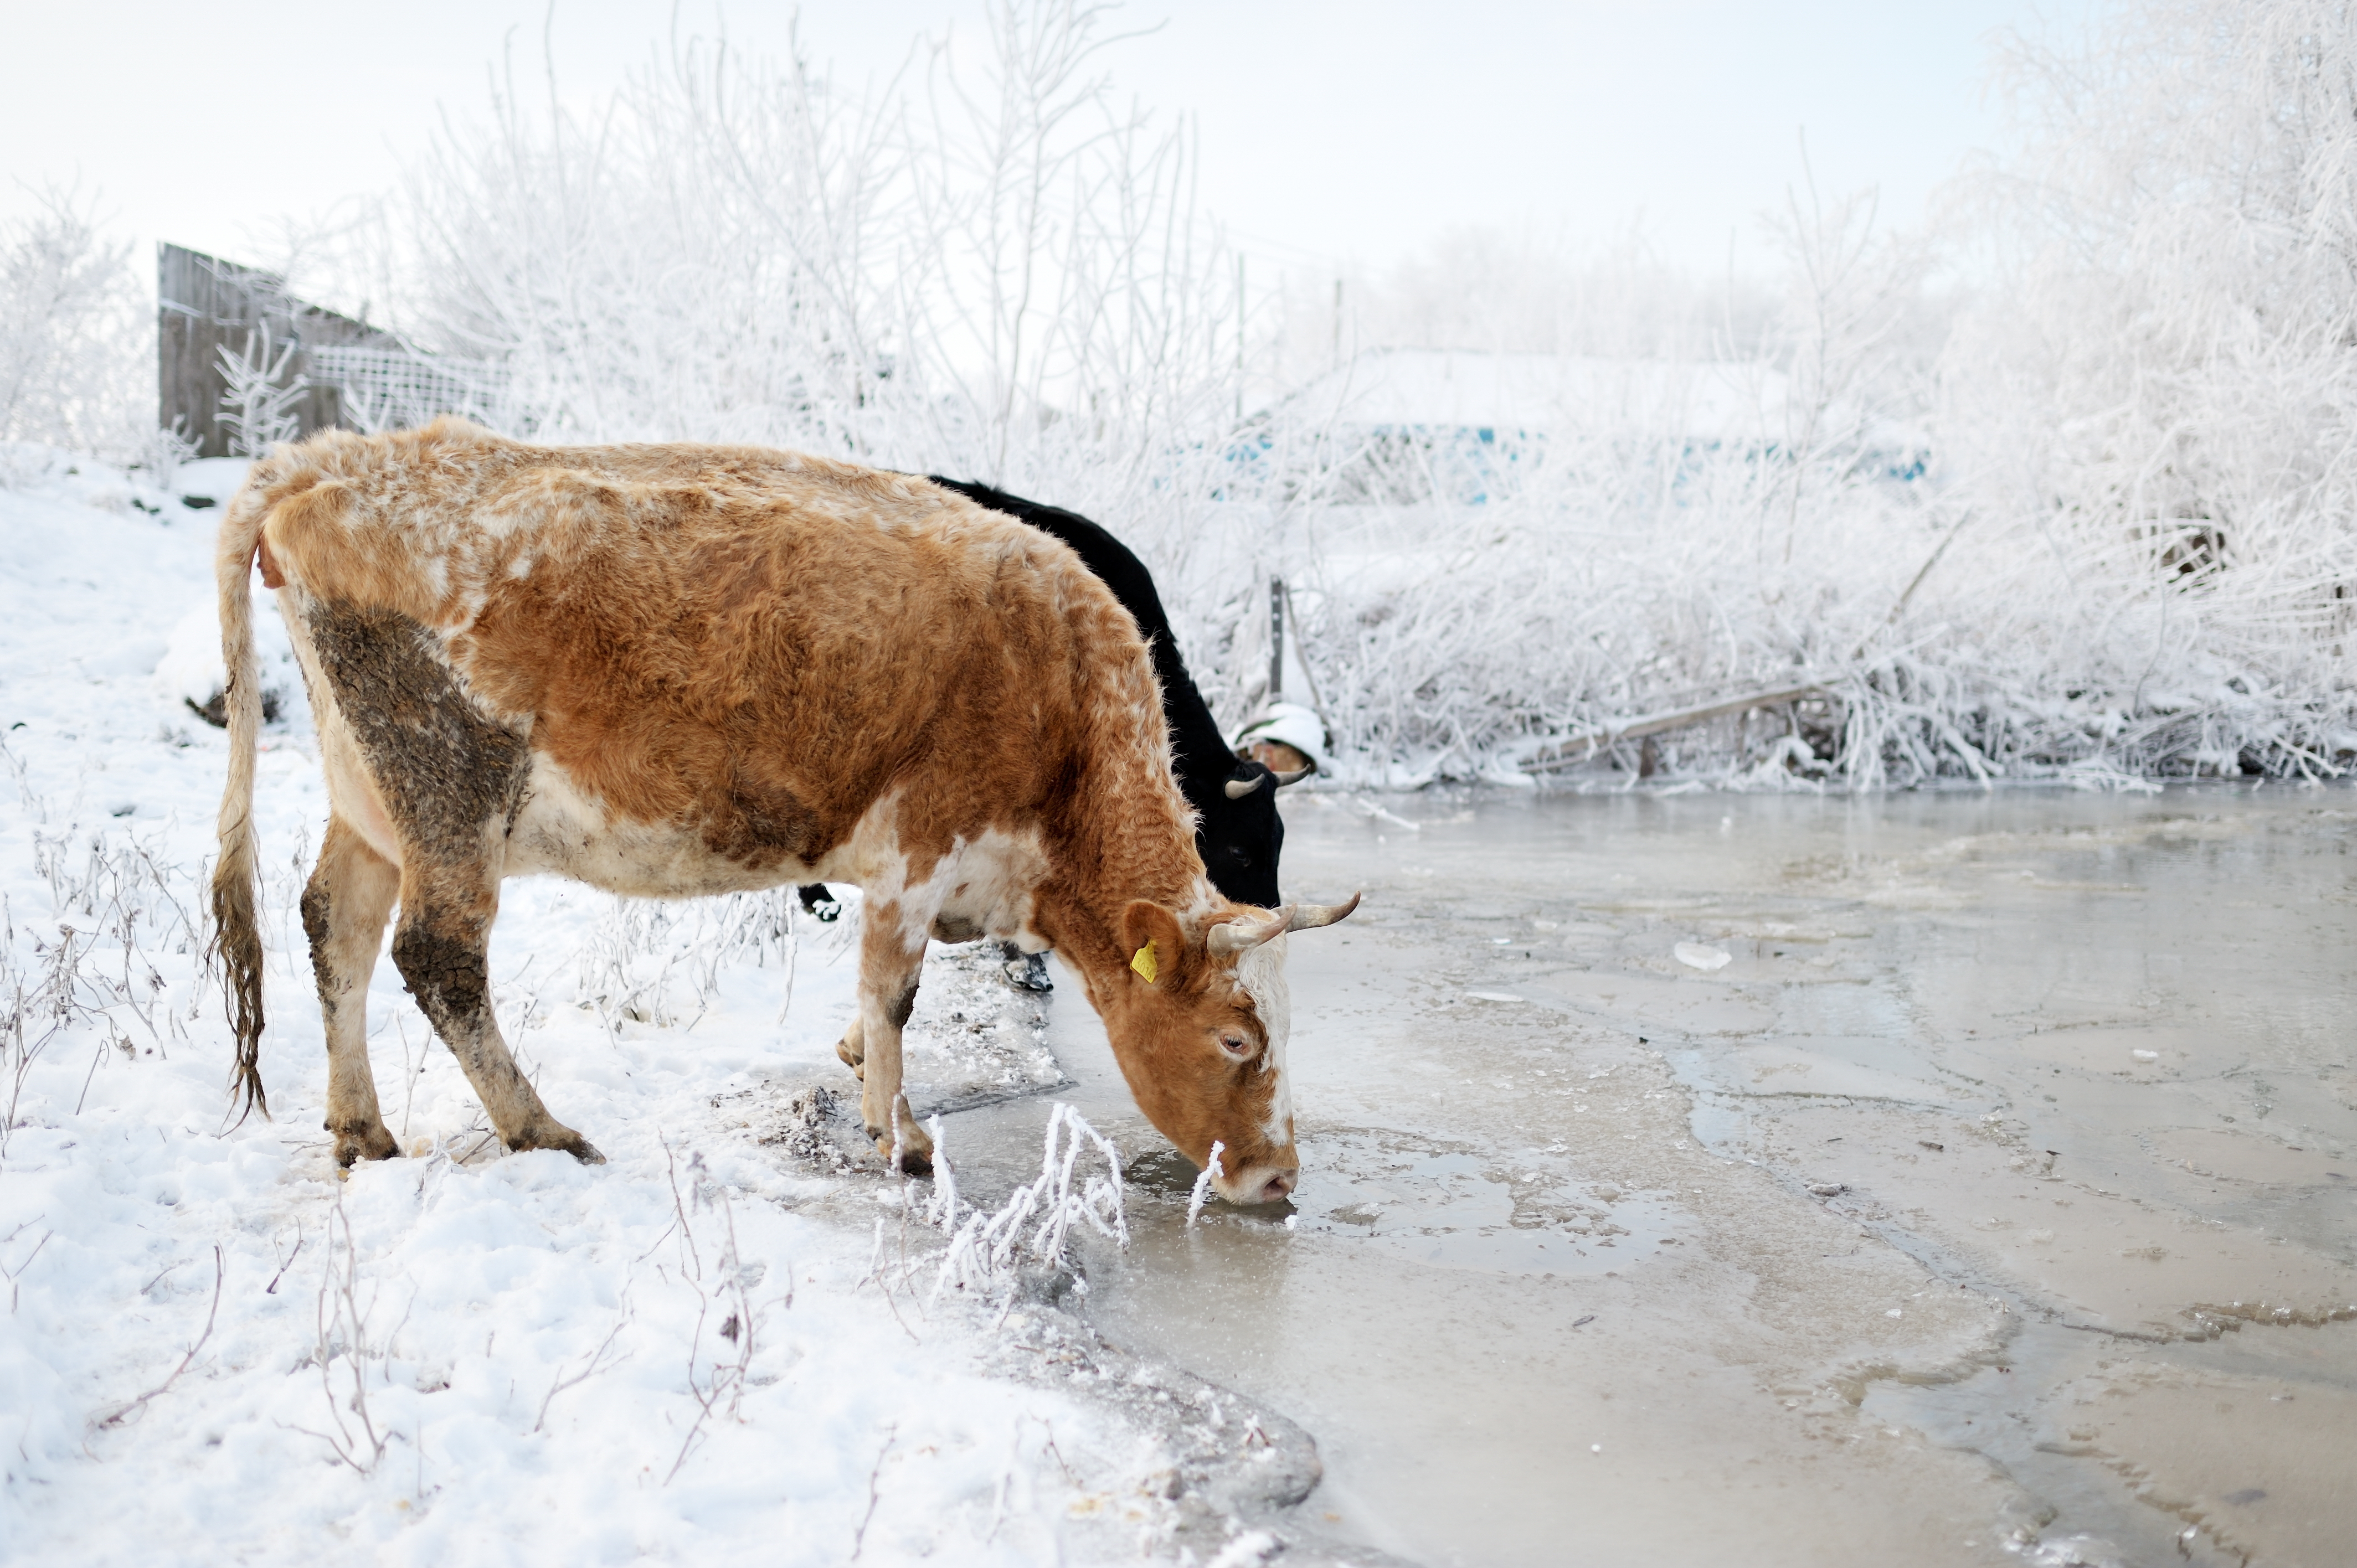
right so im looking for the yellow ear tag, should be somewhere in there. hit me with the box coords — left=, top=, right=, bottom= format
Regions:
left=1130, top=941, right=1159, bottom=984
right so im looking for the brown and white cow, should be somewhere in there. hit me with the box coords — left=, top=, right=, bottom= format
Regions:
left=208, top=420, right=1355, bottom=1204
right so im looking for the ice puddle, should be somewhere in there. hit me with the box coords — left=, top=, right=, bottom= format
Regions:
left=919, top=785, right=2355, bottom=1568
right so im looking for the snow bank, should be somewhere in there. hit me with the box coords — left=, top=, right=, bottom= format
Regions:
left=0, top=467, right=1199, bottom=1565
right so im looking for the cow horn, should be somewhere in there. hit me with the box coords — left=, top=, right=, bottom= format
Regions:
left=1224, top=774, right=1267, bottom=799
left=1270, top=765, right=1315, bottom=786
left=1285, top=892, right=1361, bottom=931
left=1206, top=907, right=1291, bottom=956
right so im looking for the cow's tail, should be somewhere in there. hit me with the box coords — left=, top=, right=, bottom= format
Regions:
left=209, top=482, right=271, bottom=1126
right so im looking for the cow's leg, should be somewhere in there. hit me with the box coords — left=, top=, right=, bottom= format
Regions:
left=853, top=904, right=933, bottom=1172
left=835, top=1015, right=866, bottom=1077
left=391, top=863, right=604, bottom=1164
left=301, top=815, right=402, bottom=1167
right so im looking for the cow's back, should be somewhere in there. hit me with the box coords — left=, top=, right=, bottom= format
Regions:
left=251, top=421, right=1156, bottom=895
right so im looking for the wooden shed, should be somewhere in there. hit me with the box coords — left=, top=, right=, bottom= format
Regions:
left=157, top=243, right=402, bottom=457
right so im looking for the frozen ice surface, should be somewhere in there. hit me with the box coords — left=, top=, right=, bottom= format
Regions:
left=961, top=784, right=2357, bottom=1568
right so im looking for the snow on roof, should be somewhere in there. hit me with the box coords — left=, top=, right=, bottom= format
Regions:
left=1274, top=348, right=1800, bottom=444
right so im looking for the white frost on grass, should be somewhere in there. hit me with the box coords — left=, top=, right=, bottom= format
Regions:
left=0, top=466, right=1174, bottom=1563
left=1185, top=1143, right=1224, bottom=1229
left=925, top=1105, right=1128, bottom=1309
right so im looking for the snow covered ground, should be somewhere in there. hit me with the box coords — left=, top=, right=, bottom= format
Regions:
left=0, top=460, right=1276, bottom=1566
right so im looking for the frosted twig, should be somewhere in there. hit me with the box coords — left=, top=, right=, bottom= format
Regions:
left=926, top=1103, right=1126, bottom=1308
left=533, top=1308, right=631, bottom=1433
left=1187, top=1141, right=1225, bottom=1227
left=3, top=1226, right=53, bottom=1316
left=664, top=1187, right=766, bottom=1481
left=95, top=1245, right=223, bottom=1429
left=849, top=1424, right=898, bottom=1560
left=284, top=1187, right=389, bottom=1473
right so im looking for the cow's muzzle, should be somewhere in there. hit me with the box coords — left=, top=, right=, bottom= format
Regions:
left=1221, top=1162, right=1298, bottom=1206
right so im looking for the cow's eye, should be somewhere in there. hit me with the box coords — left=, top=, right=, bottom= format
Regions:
left=1217, top=1031, right=1257, bottom=1062
left=1232, top=852, right=1252, bottom=867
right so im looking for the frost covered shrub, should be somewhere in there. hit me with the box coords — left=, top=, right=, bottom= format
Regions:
left=1203, top=183, right=1949, bottom=786
left=1916, top=0, right=2357, bottom=780
left=1275, top=0, right=2357, bottom=784
left=0, top=190, right=148, bottom=472
left=389, top=2, right=1237, bottom=537
left=213, top=326, right=307, bottom=458
left=338, top=0, right=2357, bottom=786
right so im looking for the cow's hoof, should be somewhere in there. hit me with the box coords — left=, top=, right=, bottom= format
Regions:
left=508, top=1126, right=606, bottom=1164
left=873, top=1138, right=933, bottom=1177
left=836, top=1034, right=866, bottom=1076
left=1001, top=951, right=1053, bottom=992
left=867, top=1126, right=934, bottom=1176
left=330, top=1121, right=401, bottom=1167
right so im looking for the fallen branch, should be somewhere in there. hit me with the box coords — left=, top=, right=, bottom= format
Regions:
left=1520, top=684, right=1831, bottom=774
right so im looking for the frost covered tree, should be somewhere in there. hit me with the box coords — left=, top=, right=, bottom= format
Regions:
left=387, top=3, right=1236, bottom=508
left=1922, top=0, right=2357, bottom=775
left=1958, top=0, right=2357, bottom=535
left=0, top=189, right=146, bottom=468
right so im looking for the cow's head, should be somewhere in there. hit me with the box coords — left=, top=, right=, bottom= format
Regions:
left=1194, top=757, right=1310, bottom=909
left=1102, top=893, right=1358, bottom=1204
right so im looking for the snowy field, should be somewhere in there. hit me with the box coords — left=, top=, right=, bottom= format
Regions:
left=10, top=4, right=2357, bottom=1559
left=0, top=460, right=1292, bottom=1566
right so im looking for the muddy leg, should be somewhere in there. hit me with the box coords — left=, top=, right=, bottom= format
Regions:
left=855, top=909, right=933, bottom=1172
left=391, top=867, right=603, bottom=1163
left=301, top=817, right=402, bottom=1167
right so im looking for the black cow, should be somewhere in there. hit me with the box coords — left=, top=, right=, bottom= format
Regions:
left=797, top=479, right=1302, bottom=984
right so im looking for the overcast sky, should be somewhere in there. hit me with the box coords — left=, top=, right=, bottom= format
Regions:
left=5, top=1, right=2096, bottom=290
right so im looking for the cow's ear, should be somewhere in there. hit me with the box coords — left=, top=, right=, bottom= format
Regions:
left=1120, top=901, right=1191, bottom=990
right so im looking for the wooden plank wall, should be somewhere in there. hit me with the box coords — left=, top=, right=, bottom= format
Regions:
left=157, top=243, right=399, bottom=457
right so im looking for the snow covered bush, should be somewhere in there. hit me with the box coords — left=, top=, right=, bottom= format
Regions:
left=0, top=190, right=148, bottom=474
left=389, top=1, right=1237, bottom=517
left=1912, top=0, right=2357, bottom=780
left=1264, top=0, right=2357, bottom=783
